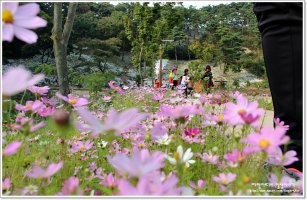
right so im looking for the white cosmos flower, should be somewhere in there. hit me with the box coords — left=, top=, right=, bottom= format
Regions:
left=166, top=145, right=195, bottom=167
left=156, top=134, right=171, bottom=145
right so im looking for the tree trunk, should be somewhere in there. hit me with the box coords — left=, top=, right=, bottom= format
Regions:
left=174, top=44, right=178, bottom=63
left=52, top=3, right=78, bottom=95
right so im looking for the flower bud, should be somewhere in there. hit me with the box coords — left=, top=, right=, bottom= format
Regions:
left=53, top=110, right=70, bottom=126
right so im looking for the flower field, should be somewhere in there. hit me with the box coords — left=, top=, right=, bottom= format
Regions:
left=2, top=68, right=302, bottom=196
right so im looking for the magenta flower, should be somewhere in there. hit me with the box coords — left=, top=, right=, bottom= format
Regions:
left=99, top=173, right=118, bottom=188
left=118, top=174, right=182, bottom=195
left=267, top=147, right=299, bottom=166
left=56, top=93, right=89, bottom=107
left=184, top=127, right=202, bottom=137
left=2, top=178, right=11, bottom=190
left=200, top=151, right=219, bottom=165
left=2, top=66, right=44, bottom=96
left=15, top=100, right=43, bottom=113
left=190, top=179, right=206, bottom=190
left=109, top=81, right=125, bottom=94
left=223, top=95, right=265, bottom=127
left=2, top=2, right=47, bottom=43
left=71, top=140, right=93, bottom=153
left=25, top=162, right=63, bottom=178
left=3, top=141, right=22, bottom=156
left=28, top=85, right=49, bottom=95
left=213, top=173, right=236, bottom=185
left=58, top=177, right=83, bottom=195
left=241, top=126, right=289, bottom=154
left=108, top=149, right=165, bottom=177
left=224, top=149, right=246, bottom=163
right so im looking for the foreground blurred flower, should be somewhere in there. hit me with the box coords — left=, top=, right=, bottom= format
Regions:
left=223, top=95, right=264, bottom=127
left=28, top=85, right=49, bottom=96
left=108, top=149, right=164, bottom=177
left=267, top=147, right=299, bottom=166
left=99, top=173, right=118, bottom=188
left=53, top=110, right=70, bottom=126
left=184, top=127, right=202, bottom=137
left=213, top=173, right=237, bottom=185
left=267, top=173, right=297, bottom=190
left=72, top=140, right=93, bottom=153
left=2, top=178, right=10, bottom=190
left=2, top=66, right=44, bottom=96
left=2, top=2, right=47, bottom=43
left=166, top=145, right=195, bottom=168
left=241, top=126, right=289, bottom=154
left=3, top=141, right=22, bottom=156
left=118, top=174, right=183, bottom=195
left=58, top=177, right=83, bottom=195
left=25, top=162, right=63, bottom=178
left=77, top=107, right=148, bottom=136
left=56, top=93, right=89, bottom=107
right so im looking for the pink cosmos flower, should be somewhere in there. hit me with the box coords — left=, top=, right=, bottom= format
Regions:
left=190, top=179, right=206, bottom=190
left=99, top=173, right=118, bottom=188
left=71, top=140, right=93, bottom=153
left=213, top=173, right=237, bottom=185
left=109, top=81, right=125, bottom=94
left=241, top=126, right=289, bottom=154
left=118, top=174, right=182, bottom=195
left=224, top=149, right=246, bottom=163
left=37, top=105, right=55, bottom=117
left=2, top=66, right=44, bottom=96
left=28, top=85, right=49, bottom=95
left=2, top=178, right=11, bottom=190
left=56, top=93, right=89, bottom=107
left=158, top=104, right=203, bottom=120
left=229, top=91, right=242, bottom=99
left=102, top=96, right=111, bottom=102
left=200, top=151, right=219, bottom=165
left=15, top=100, right=43, bottom=113
left=274, top=118, right=290, bottom=132
left=267, top=147, right=299, bottom=166
left=223, top=95, right=265, bottom=127
left=25, top=162, right=63, bottom=178
left=77, top=107, right=148, bottom=136
left=152, top=93, right=164, bottom=101
left=108, top=149, right=165, bottom=177
left=3, top=141, right=22, bottom=156
left=2, top=2, right=47, bottom=43
left=13, top=117, right=45, bottom=132
left=58, top=177, right=83, bottom=195
left=184, top=127, right=202, bottom=137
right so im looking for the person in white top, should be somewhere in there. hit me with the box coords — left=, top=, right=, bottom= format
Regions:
left=181, top=69, right=193, bottom=97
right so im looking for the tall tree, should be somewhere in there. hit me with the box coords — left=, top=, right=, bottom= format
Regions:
left=52, top=3, right=78, bottom=95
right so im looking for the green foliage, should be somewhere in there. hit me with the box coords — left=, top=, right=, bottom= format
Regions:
left=73, top=72, right=115, bottom=92
left=238, top=53, right=265, bottom=77
left=188, top=60, right=204, bottom=81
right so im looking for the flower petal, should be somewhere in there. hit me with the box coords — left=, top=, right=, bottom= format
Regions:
left=2, top=24, right=14, bottom=42
left=14, top=3, right=40, bottom=19
left=14, top=26, right=38, bottom=44
left=3, top=2, right=19, bottom=13
left=14, top=17, right=47, bottom=29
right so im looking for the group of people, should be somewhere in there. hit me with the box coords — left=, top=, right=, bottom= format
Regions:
left=165, top=64, right=214, bottom=97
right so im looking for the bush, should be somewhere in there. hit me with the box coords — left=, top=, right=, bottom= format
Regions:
left=75, top=72, right=115, bottom=92
left=188, top=60, right=204, bottom=81
left=239, top=53, right=265, bottom=77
